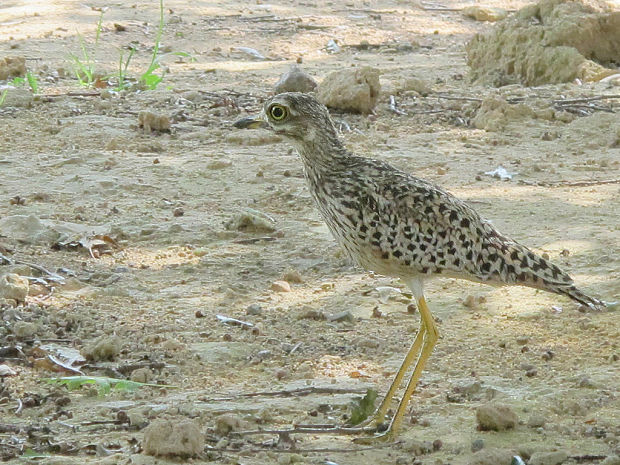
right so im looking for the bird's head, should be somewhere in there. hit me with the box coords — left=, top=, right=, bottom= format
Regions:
left=234, top=92, right=338, bottom=145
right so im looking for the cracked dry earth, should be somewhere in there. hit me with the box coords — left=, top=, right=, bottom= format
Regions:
left=0, top=0, right=619, bottom=464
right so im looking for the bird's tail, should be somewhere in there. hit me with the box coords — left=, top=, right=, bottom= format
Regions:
left=482, top=236, right=604, bottom=310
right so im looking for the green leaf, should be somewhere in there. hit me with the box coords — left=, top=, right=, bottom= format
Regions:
left=348, top=389, right=378, bottom=425
left=22, top=449, right=51, bottom=458
left=26, top=72, right=39, bottom=94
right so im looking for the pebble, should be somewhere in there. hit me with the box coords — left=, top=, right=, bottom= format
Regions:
left=516, top=335, right=530, bottom=345
left=476, top=402, right=518, bottom=431
left=143, top=418, right=203, bottom=457
left=246, top=303, right=263, bottom=315
left=467, top=448, right=516, bottom=465
left=0, top=273, right=29, bottom=303
left=271, top=280, right=291, bottom=292
left=283, top=269, right=303, bottom=283
left=471, top=438, right=485, bottom=452
left=327, top=310, right=354, bottom=323
left=527, top=413, right=546, bottom=428
left=529, top=451, right=569, bottom=465
left=317, top=66, right=381, bottom=114
left=400, top=77, right=431, bottom=96
left=138, top=111, right=171, bottom=133
left=274, top=65, right=318, bottom=93
left=462, top=5, right=508, bottom=21
left=215, top=413, right=247, bottom=435
left=173, top=207, right=184, bottom=217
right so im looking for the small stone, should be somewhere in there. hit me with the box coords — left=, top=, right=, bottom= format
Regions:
left=407, top=303, right=417, bottom=314
left=327, top=310, right=354, bottom=323
left=283, top=269, right=303, bottom=283
left=81, top=335, right=122, bottom=361
left=317, top=66, right=381, bottom=114
left=516, top=336, right=530, bottom=345
left=143, top=418, right=203, bottom=457
left=0, top=273, right=29, bottom=303
left=462, top=5, right=508, bottom=22
left=476, top=402, right=518, bottom=431
left=467, top=448, right=516, bottom=465
left=195, top=310, right=205, bottom=318
left=275, top=368, right=289, bottom=380
left=246, top=303, right=263, bottom=315
left=432, top=439, right=443, bottom=451
left=274, top=65, right=317, bottom=94
left=271, top=280, right=291, bottom=292
left=541, top=350, right=555, bottom=361
left=130, top=367, right=151, bottom=383
left=12, top=321, right=38, bottom=339
left=371, top=306, right=383, bottom=318
left=401, top=77, right=431, bottom=96
left=0, top=364, right=17, bottom=377
left=471, top=438, right=485, bottom=452
left=527, top=413, right=546, bottom=428
left=298, top=308, right=326, bottom=320
left=526, top=368, right=538, bottom=377
left=138, top=111, right=171, bottom=133
left=215, top=413, right=247, bottom=435
left=173, top=207, right=184, bottom=217
left=529, top=451, right=569, bottom=465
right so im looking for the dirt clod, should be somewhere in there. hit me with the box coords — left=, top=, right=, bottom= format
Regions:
left=0, top=273, right=29, bottom=303
left=142, top=418, right=204, bottom=458
left=466, top=0, right=620, bottom=86
left=215, top=413, right=247, bottom=435
left=317, top=66, right=381, bottom=114
left=138, top=111, right=171, bottom=133
left=271, top=280, right=291, bottom=292
left=81, top=335, right=122, bottom=361
left=476, top=402, right=518, bottom=431
left=529, top=451, right=569, bottom=465
left=275, top=65, right=318, bottom=94
left=0, top=56, right=26, bottom=79
left=462, top=6, right=508, bottom=22
left=467, top=448, right=517, bottom=465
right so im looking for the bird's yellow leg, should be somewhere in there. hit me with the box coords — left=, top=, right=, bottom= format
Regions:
left=357, top=321, right=426, bottom=428
left=356, top=296, right=438, bottom=442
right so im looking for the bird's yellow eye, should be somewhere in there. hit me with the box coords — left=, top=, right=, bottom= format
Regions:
left=269, top=104, right=288, bottom=121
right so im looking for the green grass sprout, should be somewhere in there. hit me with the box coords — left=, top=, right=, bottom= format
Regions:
left=348, top=389, right=378, bottom=425
left=69, top=10, right=104, bottom=87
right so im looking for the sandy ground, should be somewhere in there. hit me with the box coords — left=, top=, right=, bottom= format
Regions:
left=0, top=1, right=619, bottom=464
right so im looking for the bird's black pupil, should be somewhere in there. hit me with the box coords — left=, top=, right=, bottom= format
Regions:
left=272, top=106, right=284, bottom=118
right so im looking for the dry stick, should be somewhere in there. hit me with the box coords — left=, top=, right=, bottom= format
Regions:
left=432, top=94, right=482, bottom=103
left=518, top=179, right=620, bottom=188
left=234, top=425, right=377, bottom=436
left=205, top=386, right=367, bottom=402
left=214, top=444, right=388, bottom=454
left=553, top=94, right=620, bottom=104
left=13, top=259, right=65, bottom=283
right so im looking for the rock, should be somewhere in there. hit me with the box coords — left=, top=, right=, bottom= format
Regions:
left=0, top=215, right=59, bottom=245
left=473, top=97, right=534, bottom=131
left=0, top=274, right=29, bottom=303
left=246, top=303, right=263, bottom=315
left=1, top=88, right=33, bottom=108
left=317, top=66, right=381, bottom=114
left=190, top=342, right=259, bottom=364
left=462, top=6, right=508, bottom=22
left=466, top=0, right=620, bottom=86
left=275, top=65, right=318, bottom=93
left=138, top=111, right=171, bottom=133
left=0, top=56, right=26, bottom=79
left=142, top=418, right=203, bottom=458
left=129, top=368, right=151, bottom=383
left=12, top=321, right=38, bottom=338
left=400, top=77, right=431, bottom=96
left=271, top=280, right=291, bottom=292
left=467, top=448, right=517, bottom=465
left=327, top=310, right=354, bottom=323
left=81, top=335, right=122, bottom=361
left=224, top=209, right=275, bottom=233
left=215, top=413, right=247, bottom=435
left=471, top=438, right=485, bottom=452
left=402, top=438, right=433, bottom=455
left=527, top=413, right=546, bottom=428
left=283, top=269, right=303, bottom=283
left=0, top=364, right=17, bottom=376
left=476, top=402, right=518, bottom=431
left=529, top=451, right=569, bottom=465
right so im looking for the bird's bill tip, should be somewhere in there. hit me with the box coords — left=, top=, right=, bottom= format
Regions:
left=233, top=115, right=267, bottom=129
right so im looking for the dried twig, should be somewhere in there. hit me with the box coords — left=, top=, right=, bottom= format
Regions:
left=234, top=425, right=377, bottom=436
left=389, top=95, right=407, bottom=115
left=553, top=94, right=620, bottom=105
left=204, top=385, right=367, bottom=402
left=518, top=179, right=620, bottom=188
left=216, top=314, right=254, bottom=328
left=213, top=444, right=388, bottom=453
left=13, top=259, right=65, bottom=283
left=570, top=455, right=607, bottom=463
left=233, top=237, right=276, bottom=245
left=432, top=94, right=482, bottom=103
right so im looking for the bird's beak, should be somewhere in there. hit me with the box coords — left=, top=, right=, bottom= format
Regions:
left=233, top=113, right=267, bottom=129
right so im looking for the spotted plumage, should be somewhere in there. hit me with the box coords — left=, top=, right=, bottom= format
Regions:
left=234, top=92, right=603, bottom=439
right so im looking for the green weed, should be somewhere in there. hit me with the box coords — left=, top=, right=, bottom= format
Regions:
left=0, top=89, right=7, bottom=106
left=45, top=376, right=175, bottom=396
left=348, top=389, right=378, bottom=425
left=68, top=10, right=104, bottom=86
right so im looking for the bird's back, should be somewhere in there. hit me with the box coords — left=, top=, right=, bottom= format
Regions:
left=304, top=154, right=600, bottom=308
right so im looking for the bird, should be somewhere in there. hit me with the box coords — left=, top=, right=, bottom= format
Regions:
left=234, top=92, right=603, bottom=440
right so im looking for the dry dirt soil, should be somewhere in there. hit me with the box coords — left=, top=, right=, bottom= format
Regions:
left=0, top=1, right=619, bottom=464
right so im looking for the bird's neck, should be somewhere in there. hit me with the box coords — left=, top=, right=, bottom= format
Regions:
left=291, top=127, right=349, bottom=172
